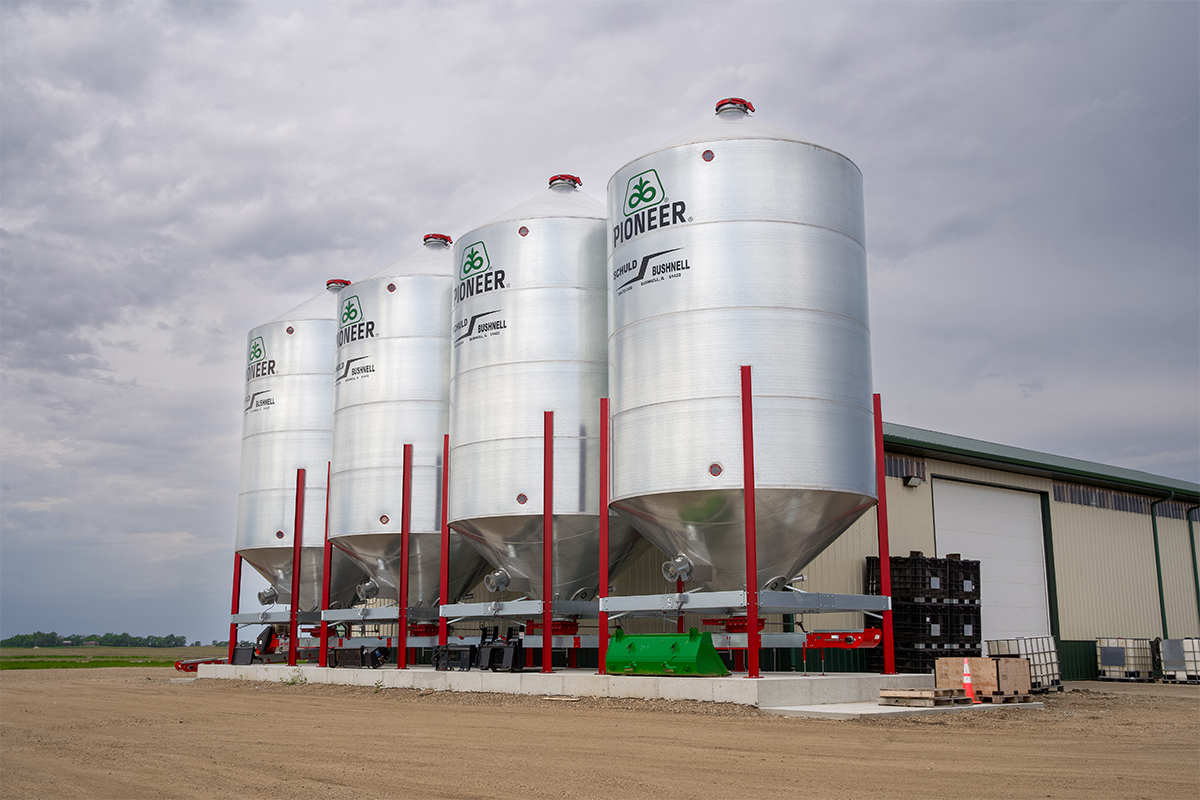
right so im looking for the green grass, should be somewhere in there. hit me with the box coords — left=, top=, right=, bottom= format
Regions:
left=0, top=645, right=227, bottom=670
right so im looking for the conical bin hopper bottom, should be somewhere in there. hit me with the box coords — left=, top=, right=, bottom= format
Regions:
left=330, top=531, right=491, bottom=607
left=452, top=513, right=644, bottom=601
left=237, top=546, right=364, bottom=610
left=611, top=487, right=874, bottom=592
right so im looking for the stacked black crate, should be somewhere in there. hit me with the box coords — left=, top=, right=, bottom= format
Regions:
left=945, top=553, right=982, bottom=655
left=865, top=551, right=982, bottom=673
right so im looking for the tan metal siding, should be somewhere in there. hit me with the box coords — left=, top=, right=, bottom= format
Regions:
left=884, top=474, right=937, bottom=556
left=925, top=458, right=1052, bottom=494
left=1160, top=516, right=1200, bottom=637
left=1050, top=501, right=1162, bottom=640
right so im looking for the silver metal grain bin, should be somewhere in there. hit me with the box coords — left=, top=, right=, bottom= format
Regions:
left=236, top=281, right=364, bottom=609
left=328, top=235, right=490, bottom=606
left=607, top=98, right=876, bottom=592
left=449, top=175, right=643, bottom=601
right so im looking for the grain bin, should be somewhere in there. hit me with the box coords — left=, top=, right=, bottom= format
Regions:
left=236, top=282, right=364, bottom=609
left=449, top=175, right=643, bottom=601
left=328, top=235, right=490, bottom=605
left=607, top=98, right=876, bottom=592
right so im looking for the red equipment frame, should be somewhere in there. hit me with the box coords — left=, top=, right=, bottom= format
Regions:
left=741, top=365, right=761, bottom=678
left=598, top=398, right=610, bottom=675
left=397, top=444, right=413, bottom=669
left=227, top=553, right=242, bottom=664
left=439, top=434, right=451, bottom=647
left=288, top=468, right=306, bottom=666
left=542, top=411, right=554, bottom=674
left=873, top=394, right=896, bottom=674
left=319, top=462, right=333, bottom=666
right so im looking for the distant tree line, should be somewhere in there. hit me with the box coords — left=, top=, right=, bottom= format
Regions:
left=0, top=631, right=190, bottom=648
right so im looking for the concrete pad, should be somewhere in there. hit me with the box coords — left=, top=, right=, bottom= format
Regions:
left=522, top=672, right=564, bottom=697
left=478, top=671, right=523, bottom=695
left=658, top=677, right=715, bottom=703
left=763, top=700, right=1045, bottom=720
left=379, top=669, right=413, bottom=689
left=443, top=671, right=485, bottom=694
left=708, top=676, right=761, bottom=706
left=560, top=673, right=610, bottom=698
left=606, top=675, right=660, bottom=699
left=196, top=664, right=950, bottom=710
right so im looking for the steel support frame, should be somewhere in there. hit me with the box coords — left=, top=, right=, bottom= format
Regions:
left=319, top=462, right=333, bottom=667
left=397, top=444, right=413, bottom=668
left=598, top=398, right=610, bottom=674
left=323, top=606, right=440, bottom=623
left=438, top=599, right=597, bottom=618
left=599, top=590, right=890, bottom=617
left=542, top=411, right=554, bottom=673
left=234, top=611, right=321, bottom=625
left=288, top=468, right=306, bottom=666
left=438, top=434, right=451, bottom=647
left=873, top=394, right=896, bottom=674
left=227, top=554, right=242, bottom=664
left=740, top=365, right=760, bottom=678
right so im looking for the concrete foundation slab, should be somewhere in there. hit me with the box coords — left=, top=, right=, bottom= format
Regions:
left=196, top=664, right=936, bottom=708
left=762, top=700, right=1045, bottom=720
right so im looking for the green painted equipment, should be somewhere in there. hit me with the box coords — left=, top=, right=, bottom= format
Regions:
left=605, top=627, right=730, bottom=676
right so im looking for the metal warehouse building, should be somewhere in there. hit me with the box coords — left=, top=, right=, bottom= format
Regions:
left=611, top=422, right=1200, bottom=680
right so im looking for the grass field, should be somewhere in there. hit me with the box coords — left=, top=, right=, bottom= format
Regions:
left=0, top=646, right=227, bottom=670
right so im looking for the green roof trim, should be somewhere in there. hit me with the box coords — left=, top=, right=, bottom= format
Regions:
left=882, top=422, right=1199, bottom=502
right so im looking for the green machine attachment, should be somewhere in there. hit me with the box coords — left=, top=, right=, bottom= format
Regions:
left=605, top=627, right=730, bottom=677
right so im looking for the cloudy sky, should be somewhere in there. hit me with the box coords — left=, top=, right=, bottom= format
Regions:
left=2, top=0, right=1196, bottom=643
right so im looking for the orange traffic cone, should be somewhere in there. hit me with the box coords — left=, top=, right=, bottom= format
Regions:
left=962, top=656, right=980, bottom=704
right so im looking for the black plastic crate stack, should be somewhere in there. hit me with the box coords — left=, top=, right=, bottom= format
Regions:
left=865, top=551, right=982, bottom=673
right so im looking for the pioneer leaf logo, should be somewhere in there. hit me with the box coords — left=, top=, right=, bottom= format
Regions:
left=623, top=170, right=665, bottom=217
left=614, top=169, right=688, bottom=247
left=248, top=337, right=265, bottom=364
left=337, top=295, right=375, bottom=346
left=246, top=336, right=275, bottom=380
left=454, top=241, right=506, bottom=306
left=460, top=242, right=491, bottom=280
left=340, top=296, right=362, bottom=327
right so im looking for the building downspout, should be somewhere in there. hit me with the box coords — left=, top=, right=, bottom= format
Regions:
left=1150, top=492, right=1175, bottom=639
left=1187, top=504, right=1200, bottom=634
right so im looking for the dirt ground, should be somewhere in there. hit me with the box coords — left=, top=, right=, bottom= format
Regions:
left=1, top=669, right=1196, bottom=800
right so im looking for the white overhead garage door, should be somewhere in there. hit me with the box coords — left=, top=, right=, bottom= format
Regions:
left=932, top=480, right=1050, bottom=645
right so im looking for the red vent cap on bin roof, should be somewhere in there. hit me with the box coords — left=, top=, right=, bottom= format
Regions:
left=715, top=97, right=755, bottom=113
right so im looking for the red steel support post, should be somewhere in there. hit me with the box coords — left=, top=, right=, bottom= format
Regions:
left=319, top=462, right=333, bottom=667
left=438, top=434, right=451, bottom=648
left=288, top=468, right=306, bottom=667
left=228, top=553, right=243, bottom=664
left=398, top=444, right=413, bottom=669
left=873, top=394, right=896, bottom=674
left=598, top=399, right=610, bottom=675
left=740, top=366, right=761, bottom=678
left=542, top=411, right=554, bottom=674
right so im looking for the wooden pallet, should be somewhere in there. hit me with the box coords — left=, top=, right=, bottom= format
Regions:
left=978, top=693, right=1032, bottom=704
left=879, top=688, right=973, bottom=708
left=1161, top=676, right=1200, bottom=685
